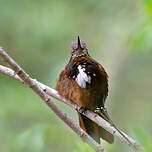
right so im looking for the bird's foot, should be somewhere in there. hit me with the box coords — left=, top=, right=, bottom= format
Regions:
left=79, top=107, right=87, bottom=114
left=94, top=107, right=104, bottom=114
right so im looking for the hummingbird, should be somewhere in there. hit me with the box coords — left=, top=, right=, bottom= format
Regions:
left=56, top=36, right=114, bottom=144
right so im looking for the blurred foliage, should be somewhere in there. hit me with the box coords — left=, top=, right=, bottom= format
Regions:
left=10, top=124, right=46, bottom=152
left=73, top=142, right=96, bottom=152
left=130, top=128, right=152, bottom=152
left=129, top=0, right=152, bottom=51
left=0, top=0, right=152, bottom=152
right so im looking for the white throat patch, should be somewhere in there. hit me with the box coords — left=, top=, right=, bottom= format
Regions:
left=76, top=65, right=91, bottom=88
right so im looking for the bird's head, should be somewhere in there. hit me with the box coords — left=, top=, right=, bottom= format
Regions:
left=70, top=36, right=89, bottom=61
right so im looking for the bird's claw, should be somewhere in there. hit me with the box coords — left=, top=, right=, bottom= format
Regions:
left=94, top=107, right=104, bottom=114
left=79, top=107, right=87, bottom=114
left=94, top=107, right=100, bottom=113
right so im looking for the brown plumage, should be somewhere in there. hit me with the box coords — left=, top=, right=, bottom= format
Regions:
left=56, top=37, right=114, bottom=144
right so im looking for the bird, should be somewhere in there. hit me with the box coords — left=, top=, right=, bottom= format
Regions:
left=56, top=36, right=114, bottom=144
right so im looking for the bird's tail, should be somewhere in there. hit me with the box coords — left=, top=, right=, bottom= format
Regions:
left=78, top=111, right=114, bottom=144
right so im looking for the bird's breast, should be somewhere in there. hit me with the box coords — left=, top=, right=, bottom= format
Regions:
left=66, top=60, right=100, bottom=89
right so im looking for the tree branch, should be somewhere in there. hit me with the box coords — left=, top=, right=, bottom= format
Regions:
left=0, top=47, right=142, bottom=151
left=0, top=47, right=106, bottom=152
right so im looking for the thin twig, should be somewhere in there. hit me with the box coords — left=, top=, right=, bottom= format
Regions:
left=0, top=47, right=106, bottom=152
left=0, top=48, right=142, bottom=151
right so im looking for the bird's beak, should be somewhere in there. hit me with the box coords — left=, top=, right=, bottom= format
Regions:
left=77, top=36, right=82, bottom=49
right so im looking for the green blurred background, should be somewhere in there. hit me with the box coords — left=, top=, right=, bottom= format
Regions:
left=0, top=0, right=152, bottom=152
